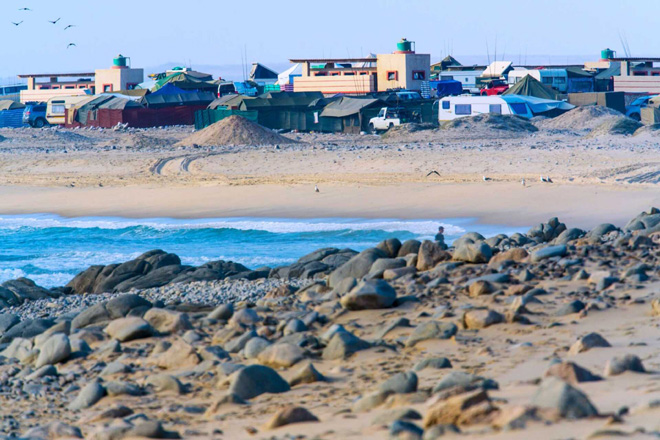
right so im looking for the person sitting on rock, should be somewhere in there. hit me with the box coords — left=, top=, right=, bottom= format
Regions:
left=435, top=226, right=448, bottom=250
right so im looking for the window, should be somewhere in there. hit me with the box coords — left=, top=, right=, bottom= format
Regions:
left=103, top=84, right=113, bottom=92
left=489, top=104, right=502, bottom=114
left=553, top=77, right=566, bottom=84
left=359, top=72, right=368, bottom=76
left=509, top=103, right=528, bottom=115
left=652, top=72, right=660, bottom=76
left=314, top=72, right=327, bottom=77
left=387, top=71, right=398, bottom=81
left=541, top=77, right=553, bottom=84
left=51, top=104, right=65, bottom=114
left=412, top=70, right=426, bottom=80
left=344, top=72, right=355, bottom=76
left=455, top=104, right=471, bottom=115
left=330, top=72, right=340, bottom=76
left=65, top=86, right=74, bottom=89
left=126, top=83, right=137, bottom=90
left=378, top=109, right=386, bottom=118
left=442, top=101, right=450, bottom=110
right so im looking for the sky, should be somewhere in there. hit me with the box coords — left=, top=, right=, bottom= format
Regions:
left=1, top=0, right=658, bottom=83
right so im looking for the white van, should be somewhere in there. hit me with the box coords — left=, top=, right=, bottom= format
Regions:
left=46, top=96, right=91, bottom=125
left=507, top=69, right=568, bottom=93
left=438, top=96, right=533, bottom=121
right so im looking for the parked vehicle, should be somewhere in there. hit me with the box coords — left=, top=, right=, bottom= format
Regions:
left=479, top=79, right=509, bottom=96
left=22, top=103, right=49, bottom=128
left=508, top=69, right=569, bottom=93
left=369, top=107, right=420, bottom=132
left=626, top=95, right=656, bottom=121
left=46, top=96, right=90, bottom=125
left=439, top=70, right=481, bottom=94
left=438, top=96, right=533, bottom=121
left=395, top=91, right=422, bottom=101
left=217, top=81, right=237, bottom=97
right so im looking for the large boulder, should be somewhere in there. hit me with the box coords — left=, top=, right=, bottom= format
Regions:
left=71, top=294, right=152, bottom=330
left=340, top=280, right=397, bottom=310
left=624, top=208, right=660, bottom=235
left=398, top=240, right=422, bottom=257
left=530, top=245, right=567, bottom=263
left=257, top=343, right=304, bottom=368
left=35, top=333, right=71, bottom=368
left=423, top=389, right=497, bottom=427
left=171, top=260, right=251, bottom=284
left=417, top=241, right=451, bottom=271
left=0, top=318, right=54, bottom=344
left=143, top=308, right=192, bottom=333
left=531, top=377, right=598, bottom=419
left=322, top=332, right=370, bottom=360
left=328, top=248, right=387, bottom=287
left=453, top=242, right=493, bottom=264
left=527, top=217, right=567, bottom=243
left=463, top=309, right=504, bottom=329
left=227, top=365, right=290, bottom=400
left=376, top=238, right=402, bottom=258
left=405, top=321, right=457, bottom=347
left=1, top=278, right=54, bottom=304
left=105, top=317, right=155, bottom=342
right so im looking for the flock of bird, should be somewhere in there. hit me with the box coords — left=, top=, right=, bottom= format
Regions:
left=425, top=170, right=553, bottom=186
left=9, top=7, right=76, bottom=49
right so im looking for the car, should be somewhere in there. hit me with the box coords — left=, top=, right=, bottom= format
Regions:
left=369, top=107, right=420, bottom=132
left=22, top=103, right=49, bottom=128
left=479, top=79, right=509, bottom=96
left=625, top=95, right=655, bottom=121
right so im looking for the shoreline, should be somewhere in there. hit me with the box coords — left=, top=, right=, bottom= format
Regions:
left=0, top=182, right=657, bottom=228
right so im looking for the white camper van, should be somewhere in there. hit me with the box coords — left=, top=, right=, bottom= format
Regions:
left=438, top=95, right=533, bottom=121
left=507, top=69, right=568, bottom=93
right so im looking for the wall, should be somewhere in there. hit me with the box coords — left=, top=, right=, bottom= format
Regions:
left=20, top=88, right=88, bottom=104
left=95, top=68, right=144, bottom=92
left=376, top=53, right=430, bottom=92
left=613, top=76, right=660, bottom=94
left=293, top=74, right=375, bottom=95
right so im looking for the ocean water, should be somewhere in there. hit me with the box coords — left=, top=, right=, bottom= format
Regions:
left=0, top=215, right=526, bottom=288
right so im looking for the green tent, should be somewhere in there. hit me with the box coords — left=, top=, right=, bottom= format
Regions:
left=153, top=72, right=218, bottom=92
left=503, top=74, right=558, bottom=100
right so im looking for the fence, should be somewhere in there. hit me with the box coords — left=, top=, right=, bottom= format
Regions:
left=194, top=109, right=258, bottom=130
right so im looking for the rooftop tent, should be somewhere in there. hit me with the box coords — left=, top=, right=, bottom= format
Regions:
left=482, top=61, right=513, bottom=78
left=249, top=63, right=279, bottom=81
left=503, top=95, right=574, bottom=116
left=503, top=75, right=558, bottom=100
left=142, top=92, right=216, bottom=108
left=151, top=83, right=195, bottom=96
left=278, top=64, right=302, bottom=86
left=152, top=72, right=218, bottom=92
left=0, top=100, right=25, bottom=111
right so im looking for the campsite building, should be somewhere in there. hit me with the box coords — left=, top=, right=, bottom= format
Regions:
left=18, top=54, right=144, bottom=103
left=289, top=39, right=430, bottom=95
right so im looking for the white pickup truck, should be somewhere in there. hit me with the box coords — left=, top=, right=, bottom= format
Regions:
left=368, top=107, right=419, bottom=133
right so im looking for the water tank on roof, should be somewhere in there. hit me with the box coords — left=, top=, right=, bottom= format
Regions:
left=397, top=38, right=414, bottom=53
left=113, top=54, right=128, bottom=68
left=601, top=48, right=615, bottom=60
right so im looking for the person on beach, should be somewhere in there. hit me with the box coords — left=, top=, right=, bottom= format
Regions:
left=435, top=226, right=448, bottom=250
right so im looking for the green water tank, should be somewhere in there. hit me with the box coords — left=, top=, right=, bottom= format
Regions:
left=601, top=48, right=615, bottom=60
left=113, top=54, right=127, bottom=67
left=397, top=38, right=412, bottom=52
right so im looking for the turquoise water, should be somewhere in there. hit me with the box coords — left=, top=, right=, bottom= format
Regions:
left=0, top=215, right=526, bottom=288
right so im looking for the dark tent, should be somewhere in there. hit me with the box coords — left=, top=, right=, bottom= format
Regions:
left=320, top=96, right=384, bottom=133
left=153, top=71, right=218, bottom=93
left=142, top=92, right=216, bottom=109
left=72, top=96, right=143, bottom=125
left=151, top=83, right=195, bottom=96
left=503, top=75, right=558, bottom=100
left=249, top=63, right=279, bottom=81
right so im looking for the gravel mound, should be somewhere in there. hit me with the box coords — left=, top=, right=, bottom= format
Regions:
left=634, top=124, right=660, bottom=137
left=586, top=116, right=642, bottom=138
left=381, top=123, right=436, bottom=138
left=535, top=106, right=623, bottom=133
left=441, top=114, right=538, bottom=133
left=177, top=116, right=299, bottom=147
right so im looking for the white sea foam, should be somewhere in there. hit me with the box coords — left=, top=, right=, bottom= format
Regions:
left=0, top=215, right=465, bottom=236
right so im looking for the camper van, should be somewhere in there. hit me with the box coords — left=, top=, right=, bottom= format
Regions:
left=46, top=96, right=90, bottom=125
left=507, top=69, right=568, bottom=93
left=438, top=96, right=533, bottom=121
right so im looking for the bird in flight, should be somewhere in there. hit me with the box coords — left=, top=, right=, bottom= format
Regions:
left=426, top=170, right=440, bottom=177
left=18, top=7, right=31, bottom=11
left=64, top=24, right=75, bottom=30
left=67, top=43, right=77, bottom=49
left=49, top=18, right=61, bottom=24
left=11, top=21, right=23, bottom=26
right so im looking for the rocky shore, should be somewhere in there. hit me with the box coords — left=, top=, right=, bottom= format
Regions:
left=0, top=208, right=659, bottom=439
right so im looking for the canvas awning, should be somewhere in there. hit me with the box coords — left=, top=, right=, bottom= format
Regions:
left=320, top=97, right=383, bottom=118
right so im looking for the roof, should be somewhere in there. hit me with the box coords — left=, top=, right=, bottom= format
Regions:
left=320, top=96, right=383, bottom=118
left=208, top=94, right=250, bottom=110
left=18, top=72, right=94, bottom=78
left=608, top=58, right=660, bottom=62
left=249, top=63, right=279, bottom=80
left=0, top=100, right=25, bottom=111
left=482, top=61, right=513, bottom=77
left=503, top=75, right=558, bottom=100
left=594, top=64, right=621, bottom=79
left=565, top=67, right=595, bottom=78
left=289, top=58, right=376, bottom=63
left=153, top=72, right=218, bottom=92
left=143, top=92, right=215, bottom=108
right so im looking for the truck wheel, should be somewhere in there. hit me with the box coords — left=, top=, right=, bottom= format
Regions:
left=33, top=118, right=46, bottom=128
left=369, top=123, right=376, bottom=134
left=388, top=123, right=394, bottom=130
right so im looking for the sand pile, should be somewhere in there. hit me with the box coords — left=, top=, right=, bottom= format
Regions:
left=381, top=122, right=436, bottom=138
left=586, top=116, right=642, bottom=138
left=177, top=116, right=298, bottom=147
left=441, top=114, right=538, bottom=133
left=634, top=124, right=660, bottom=137
left=535, top=105, right=622, bottom=132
